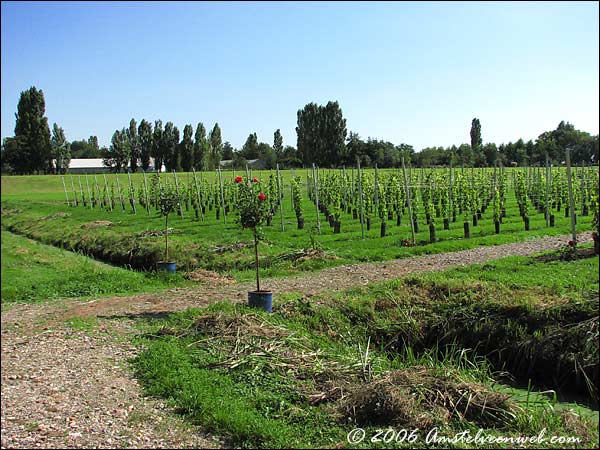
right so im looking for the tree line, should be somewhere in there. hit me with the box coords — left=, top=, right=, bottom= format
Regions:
left=2, top=86, right=598, bottom=175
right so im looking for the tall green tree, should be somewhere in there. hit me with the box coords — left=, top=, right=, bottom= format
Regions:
left=162, top=122, right=180, bottom=171
left=273, top=129, right=283, bottom=161
left=296, top=101, right=346, bottom=167
left=152, top=120, right=164, bottom=171
left=193, top=122, right=209, bottom=170
left=126, top=118, right=140, bottom=172
left=104, top=129, right=131, bottom=172
left=240, top=132, right=259, bottom=159
left=208, top=123, right=223, bottom=170
left=138, top=119, right=153, bottom=171
left=321, top=101, right=347, bottom=166
left=88, top=136, right=99, bottom=153
left=13, top=86, right=52, bottom=174
left=222, top=141, right=235, bottom=160
left=180, top=124, right=194, bottom=171
left=1, top=137, right=21, bottom=173
left=51, top=123, right=71, bottom=174
left=470, top=118, right=482, bottom=158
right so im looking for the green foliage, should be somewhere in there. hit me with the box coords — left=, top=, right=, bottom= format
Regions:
left=7, top=86, right=52, bottom=174
left=51, top=123, right=70, bottom=174
left=158, top=182, right=181, bottom=218
left=235, top=177, right=269, bottom=230
left=296, top=101, right=347, bottom=166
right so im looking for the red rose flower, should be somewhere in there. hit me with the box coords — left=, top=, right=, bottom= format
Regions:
left=568, top=240, right=574, bottom=247
left=258, top=193, right=267, bottom=201
left=234, top=176, right=243, bottom=183
left=252, top=177, right=259, bottom=183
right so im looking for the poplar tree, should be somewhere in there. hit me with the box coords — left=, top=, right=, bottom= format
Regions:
left=180, top=124, right=194, bottom=171
left=273, top=129, right=283, bottom=161
left=51, top=123, right=71, bottom=174
left=152, top=120, right=164, bottom=171
left=138, top=119, right=153, bottom=171
left=163, top=122, right=180, bottom=171
left=208, top=123, right=223, bottom=170
left=127, top=118, right=140, bottom=172
left=13, top=86, right=52, bottom=174
left=193, top=122, right=209, bottom=170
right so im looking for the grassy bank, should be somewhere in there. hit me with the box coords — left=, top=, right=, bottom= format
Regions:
left=0, top=229, right=192, bottom=305
left=131, top=250, right=599, bottom=448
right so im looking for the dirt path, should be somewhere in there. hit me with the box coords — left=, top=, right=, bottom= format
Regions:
left=1, top=231, right=593, bottom=449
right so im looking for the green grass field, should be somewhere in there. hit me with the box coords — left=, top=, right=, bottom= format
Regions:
left=0, top=229, right=192, bottom=305
left=1, top=169, right=594, bottom=283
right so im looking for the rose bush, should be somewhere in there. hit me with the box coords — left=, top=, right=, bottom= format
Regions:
left=235, top=176, right=269, bottom=291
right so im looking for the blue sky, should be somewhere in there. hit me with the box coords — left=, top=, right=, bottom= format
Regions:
left=1, top=1, right=598, bottom=151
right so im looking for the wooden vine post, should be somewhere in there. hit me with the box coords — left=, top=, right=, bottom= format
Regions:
left=127, top=170, right=136, bottom=214
left=142, top=170, right=151, bottom=215
left=276, top=164, right=284, bottom=231
left=61, top=176, right=70, bottom=206
left=217, top=167, right=226, bottom=224
left=85, top=174, right=93, bottom=209
left=103, top=173, right=113, bottom=211
left=545, top=153, right=550, bottom=227
left=312, top=163, right=321, bottom=234
left=78, top=175, right=86, bottom=207
left=70, top=175, right=78, bottom=206
left=192, top=169, right=204, bottom=222
left=173, top=170, right=184, bottom=219
left=565, top=147, right=577, bottom=247
left=114, top=173, right=125, bottom=212
left=357, top=159, right=365, bottom=240
left=402, top=157, right=416, bottom=245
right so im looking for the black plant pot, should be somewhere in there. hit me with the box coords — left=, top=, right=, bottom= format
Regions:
left=565, top=206, right=569, bottom=218
left=593, top=232, right=599, bottom=255
left=380, top=221, right=386, bottom=238
left=443, top=218, right=450, bottom=230
left=429, top=223, right=436, bottom=243
left=157, top=261, right=176, bottom=273
left=472, top=215, right=478, bottom=227
left=463, top=222, right=471, bottom=238
left=334, top=221, right=341, bottom=234
left=582, top=205, right=589, bottom=216
left=248, top=290, right=272, bottom=313
left=366, top=217, right=371, bottom=231
left=494, top=220, right=500, bottom=234
left=549, top=214, right=555, bottom=227
left=396, top=215, right=402, bottom=226
left=524, top=216, right=530, bottom=231
left=477, top=211, right=482, bottom=220
left=388, top=212, right=394, bottom=221
left=353, top=209, right=358, bottom=220
left=297, top=217, right=304, bottom=229
left=413, top=220, right=419, bottom=234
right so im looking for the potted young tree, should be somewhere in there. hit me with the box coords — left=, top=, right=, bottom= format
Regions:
left=157, top=182, right=181, bottom=273
left=234, top=175, right=272, bottom=312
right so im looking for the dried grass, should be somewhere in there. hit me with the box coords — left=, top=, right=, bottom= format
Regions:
left=340, top=366, right=516, bottom=429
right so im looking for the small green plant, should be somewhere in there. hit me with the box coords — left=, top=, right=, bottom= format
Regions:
left=158, top=182, right=181, bottom=262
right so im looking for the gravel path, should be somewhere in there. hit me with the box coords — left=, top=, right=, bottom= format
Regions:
left=1, top=231, right=593, bottom=449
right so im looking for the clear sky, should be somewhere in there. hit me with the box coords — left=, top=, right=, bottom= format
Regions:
left=1, top=1, right=598, bottom=152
